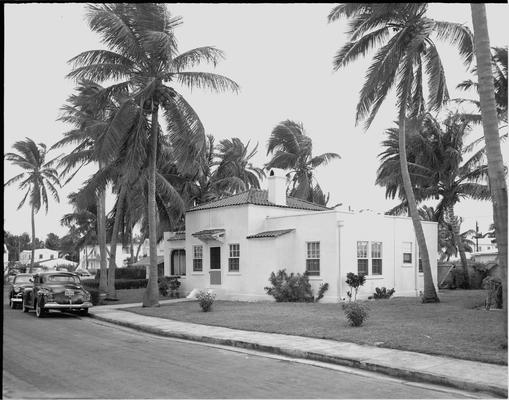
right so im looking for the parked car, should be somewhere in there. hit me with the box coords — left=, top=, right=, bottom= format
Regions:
left=8, top=273, right=34, bottom=309
left=75, top=269, right=93, bottom=279
left=22, top=272, right=92, bottom=318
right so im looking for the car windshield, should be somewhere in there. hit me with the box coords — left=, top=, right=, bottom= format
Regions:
left=14, top=275, right=32, bottom=284
left=43, top=275, right=80, bottom=284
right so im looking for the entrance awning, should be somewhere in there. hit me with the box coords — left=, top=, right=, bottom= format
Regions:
left=192, top=229, right=225, bottom=243
left=246, top=229, right=295, bottom=239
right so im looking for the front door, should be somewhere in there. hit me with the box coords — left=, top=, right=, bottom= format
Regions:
left=210, top=247, right=221, bottom=285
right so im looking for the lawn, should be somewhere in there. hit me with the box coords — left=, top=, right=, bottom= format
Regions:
left=125, top=289, right=507, bottom=365
left=98, top=288, right=175, bottom=305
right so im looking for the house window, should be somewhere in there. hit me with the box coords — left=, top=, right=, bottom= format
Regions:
left=50, top=254, right=54, bottom=259
left=418, top=258, right=423, bottom=273
left=357, top=241, right=368, bottom=275
left=229, top=244, right=240, bottom=272
left=402, top=242, right=413, bottom=264
left=39, top=254, right=43, bottom=259
left=193, top=245, right=203, bottom=272
left=306, top=242, right=320, bottom=276
left=371, top=242, right=382, bottom=275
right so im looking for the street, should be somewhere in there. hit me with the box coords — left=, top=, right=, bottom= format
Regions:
left=3, top=297, right=483, bottom=399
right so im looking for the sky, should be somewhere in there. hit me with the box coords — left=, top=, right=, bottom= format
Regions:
left=4, top=3, right=508, bottom=240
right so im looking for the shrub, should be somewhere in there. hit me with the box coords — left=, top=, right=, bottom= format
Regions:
left=95, top=267, right=146, bottom=281
left=372, top=287, right=395, bottom=299
left=343, top=302, right=369, bottom=327
left=158, top=276, right=181, bottom=297
left=345, top=272, right=366, bottom=301
left=83, top=279, right=148, bottom=290
left=196, top=290, right=216, bottom=312
left=87, top=289, right=102, bottom=306
left=315, top=282, right=329, bottom=302
left=264, top=269, right=314, bottom=302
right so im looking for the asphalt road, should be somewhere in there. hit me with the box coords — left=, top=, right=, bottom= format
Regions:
left=3, top=296, right=482, bottom=399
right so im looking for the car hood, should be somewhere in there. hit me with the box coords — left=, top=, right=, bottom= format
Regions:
left=43, top=283, right=88, bottom=292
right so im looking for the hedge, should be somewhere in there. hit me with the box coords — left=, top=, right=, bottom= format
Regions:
left=95, top=267, right=146, bottom=281
left=83, top=279, right=148, bottom=290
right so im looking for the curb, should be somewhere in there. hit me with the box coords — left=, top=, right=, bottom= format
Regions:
left=90, top=312, right=507, bottom=398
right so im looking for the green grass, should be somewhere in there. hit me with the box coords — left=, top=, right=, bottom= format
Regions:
left=125, top=290, right=507, bottom=365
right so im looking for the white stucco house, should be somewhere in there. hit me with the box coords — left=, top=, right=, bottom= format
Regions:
left=164, top=169, right=438, bottom=302
left=78, top=243, right=131, bottom=270
left=4, top=244, right=9, bottom=268
left=19, top=248, right=59, bottom=265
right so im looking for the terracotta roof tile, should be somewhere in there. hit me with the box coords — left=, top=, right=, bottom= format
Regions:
left=188, top=189, right=330, bottom=212
left=246, top=229, right=295, bottom=239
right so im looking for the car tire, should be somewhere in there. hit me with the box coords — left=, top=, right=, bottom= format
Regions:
left=79, top=309, right=89, bottom=317
left=35, top=300, right=46, bottom=318
left=9, top=297, right=15, bottom=309
left=22, top=298, right=29, bottom=313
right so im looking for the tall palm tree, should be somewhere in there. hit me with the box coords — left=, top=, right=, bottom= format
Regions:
left=329, top=3, right=474, bottom=302
left=69, top=4, right=239, bottom=307
left=266, top=120, right=340, bottom=205
left=377, top=113, right=491, bottom=287
left=5, top=139, right=61, bottom=267
left=470, top=4, right=508, bottom=342
left=213, top=138, right=265, bottom=195
left=54, top=80, right=121, bottom=294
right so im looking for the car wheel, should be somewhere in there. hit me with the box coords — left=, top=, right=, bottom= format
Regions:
left=22, top=298, right=29, bottom=313
left=9, top=298, right=15, bottom=309
left=79, top=309, right=89, bottom=317
left=35, top=300, right=46, bottom=318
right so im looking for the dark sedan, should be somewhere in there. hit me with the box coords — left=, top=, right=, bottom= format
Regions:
left=22, top=272, right=92, bottom=318
left=8, top=273, right=34, bottom=309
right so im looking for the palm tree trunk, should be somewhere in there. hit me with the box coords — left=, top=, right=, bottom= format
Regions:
left=135, top=234, right=145, bottom=262
left=471, top=4, right=508, bottom=344
left=31, top=205, right=35, bottom=268
left=143, top=103, right=160, bottom=307
left=107, top=184, right=128, bottom=299
left=447, top=206, right=470, bottom=288
left=399, top=108, right=440, bottom=303
left=97, top=161, right=108, bottom=295
left=446, top=206, right=469, bottom=287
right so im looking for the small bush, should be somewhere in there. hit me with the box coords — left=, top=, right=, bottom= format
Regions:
left=315, top=282, right=329, bottom=302
left=345, top=272, right=366, bottom=302
left=88, top=289, right=102, bottom=306
left=264, top=269, right=314, bottom=302
left=196, top=290, right=216, bottom=312
left=343, top=302, right=369, bottom=327
left=158, top=276, right=181, bottom=297
left=372, top=287, right=395, bottom=299
left=95, top=267, right=146, bottom=281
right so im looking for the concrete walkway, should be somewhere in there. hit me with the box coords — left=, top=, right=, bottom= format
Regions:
left=89, top=300, right=508, bottom=398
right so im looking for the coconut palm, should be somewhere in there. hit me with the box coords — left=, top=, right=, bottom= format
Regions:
left=455, top=46, right=507, bottom=124
left=266, top=120, right=340, bottom=205
left=69, top=3, right=239, bottom=307
left=5, top=139, right=61, bottom=267
left=470, top=4, right=508, bottom=340
left=329, top=3, right=474, bottom=302
left=54, top=80, right=122, bottom=294
left=213, top=138, right=265, bottom=195
left=377, top=113, right=491, bottom=287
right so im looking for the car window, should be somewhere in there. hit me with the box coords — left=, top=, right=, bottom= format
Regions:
left=14, top=276, right=32, bottom=284
left=43, top=275, right=80, bottom=284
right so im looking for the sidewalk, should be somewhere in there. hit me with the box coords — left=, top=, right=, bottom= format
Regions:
left=89, top=300, right=508, bottom=398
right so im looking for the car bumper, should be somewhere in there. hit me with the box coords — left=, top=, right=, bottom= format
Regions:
left=11, top=298, right=23, bottom=303
left=43, top=302, right=93, bottom=309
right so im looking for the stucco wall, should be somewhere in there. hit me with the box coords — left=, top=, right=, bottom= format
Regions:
left=20, top=249, right=59, bottom=264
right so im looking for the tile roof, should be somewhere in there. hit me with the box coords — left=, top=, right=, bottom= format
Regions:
left=187, top=189, right=330, bottom=212
left=246, top=229, right=295, bottom=239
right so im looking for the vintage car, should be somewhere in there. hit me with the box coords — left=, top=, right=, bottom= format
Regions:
left=22, top=271, right=92, bottom=317
left=8, top=273, right=34, bottom=309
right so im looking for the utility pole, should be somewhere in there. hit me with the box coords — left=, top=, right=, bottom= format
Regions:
left=475, top=221, right=479, bottom=252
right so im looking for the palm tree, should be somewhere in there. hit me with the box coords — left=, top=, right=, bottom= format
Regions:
left=213, top=138, right=265, bottom=195
left=470, top=4, right=508, bottom=342
left=329, top=3, right=474, bottom=302
left=455, top=46, right=507, bottom=124
left=5, top=138, right=61, bottom=267
left=69, top=4, right=238, bottom=307
left=378, top=113, right=491, bottom=286
left=266, top=120, right=340, bottom=205
left=54, top=80, right=121, bottom=295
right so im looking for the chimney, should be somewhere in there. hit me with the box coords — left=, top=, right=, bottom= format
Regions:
left=267, top=168, right=287, bottom=206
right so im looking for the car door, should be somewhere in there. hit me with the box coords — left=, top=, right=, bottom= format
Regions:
left=24, top=275, right=37, bottom=307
